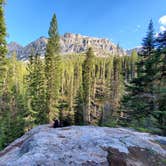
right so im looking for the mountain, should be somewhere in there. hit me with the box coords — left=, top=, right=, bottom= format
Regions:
left=0, top=125, right=166, bottom=165
left=126, top=46, right=142, bottom=55
left=7, top=42, right=24, bottom=58
left=7, top=33, right=127, bottom=60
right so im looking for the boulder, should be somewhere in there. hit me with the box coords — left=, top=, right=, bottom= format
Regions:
left=0, top=125, right=166, bottom=166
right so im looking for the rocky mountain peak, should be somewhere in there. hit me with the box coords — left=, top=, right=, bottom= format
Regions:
left=7, top=33, right=127, bottom=60
left=8, top=42, right=23, bottom=49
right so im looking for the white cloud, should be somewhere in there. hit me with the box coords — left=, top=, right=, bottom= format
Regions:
left=159, top=15, right=166, bottom=32
left=160, top=26, right=166, bottom=32
left=159, top=15, right=166, bottom=25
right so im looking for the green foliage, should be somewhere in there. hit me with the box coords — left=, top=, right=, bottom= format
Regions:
left=74, top=86, right=84, bottom=125
left=45, top=14, right=61, bottom=122
left=26, top=52, right=47, bottom=128
left=121, top=21, right=166, bottom=136
left=101, top=118, right=117, bottom=127
left=0, top=54, right=27, bottom=149
left=82, top=48, right=95, bottom=124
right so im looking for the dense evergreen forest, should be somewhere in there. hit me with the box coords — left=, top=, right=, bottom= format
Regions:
left=0, top=1, right=166, bottom=150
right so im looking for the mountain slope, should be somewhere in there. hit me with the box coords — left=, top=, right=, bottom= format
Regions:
left=8, top=33, right=126, bottom=60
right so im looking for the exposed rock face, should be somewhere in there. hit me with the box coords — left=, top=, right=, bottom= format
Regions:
left=126, top=46, right=142, bottom=55
left=7, top=42, right=24, bottom=58
left=0, top=125, right=166, bottom=166
left=7, top=33, right=126, bottom=60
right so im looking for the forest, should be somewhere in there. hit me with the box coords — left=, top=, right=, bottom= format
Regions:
left=0, top=1, right=166, bottom=150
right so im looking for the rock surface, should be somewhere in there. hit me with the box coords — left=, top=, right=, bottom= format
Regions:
left=0, top=125, right=166, bottom=166
left=7, top=33, right=126, bottom=60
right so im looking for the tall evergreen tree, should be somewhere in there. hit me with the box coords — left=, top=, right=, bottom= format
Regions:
left=26, top=52, right=47, bottom=128
left=0, top=0, right=7, bottom=105
left=82, top=48, right=95, bottom=124
left=110, top=56, right=124, bottom=121
left=141, top=19, right=155, bottom=57
left=33, top=54, right=47, bottom=124
left=153, top=30, right=166, bottom=134
left=0, top=0, right=8, bottom=149
left=122, top=20, right=157, bottom=130
left=74, top=86, right=84, bottom=125
left=130, top=50, right=138, bottom=80
left=45, top=14, right=61, bottom=122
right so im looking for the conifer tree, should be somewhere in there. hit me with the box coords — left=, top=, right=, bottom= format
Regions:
left=82, top=48, right=95, bottom=124
left=26, top=52, right=47, bottom=127
left=74, top=86, right=84, bottom=125
left=0, top=0, right=7, bottom=62
left=130, top=50, right=138, bottom=79
left=45, top=14, right=61, bottom=122
left=0, top=0, right=7, bottom=105
left=122, top=20, right=157, bottom=130
left=0, top=0, right=8, bottom=149
left=153, top=30, right=166, bottom=134
left=26, top=50, right=36, bottom=128
left=110, top=56, right=123, bottom=121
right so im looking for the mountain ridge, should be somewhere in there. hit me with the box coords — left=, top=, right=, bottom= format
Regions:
left=7, top=33, right=127, bottom=60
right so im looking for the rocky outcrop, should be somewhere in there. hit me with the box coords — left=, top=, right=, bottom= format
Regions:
left=0, top=125, right=166, bottom=166
left=126, top=46, right=142, bottom=55
left=7, top=33, right=126, bottom=60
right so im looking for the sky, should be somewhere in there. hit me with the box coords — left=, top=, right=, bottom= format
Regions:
left=5, top=0, right=166, bottom=49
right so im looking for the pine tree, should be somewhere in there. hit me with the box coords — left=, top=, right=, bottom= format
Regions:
left=0, top=0, right=7, bottom=60
left=45, top=14, right=61, bottom=122
left=74, top=86, right=84, bottom=125
left=0, top=0, right=7, bottom=107
left=26, top=51, right=47, bottom=128
left=153, top=30, right=166, bottom=134
left=122, top=20, right=157, bottom=130
left=0, top=0, right=7, bottom=93
left=0, top=0, right=9, bottom=149
left=82, top=48, right=95, bottom=124
left=110, top=56, right=124, bottom=121
left=32, top=54, right=47, bottom=125
left=141, top=20, right=155, bottom=56
left=130, top=50, right=138, bottom=80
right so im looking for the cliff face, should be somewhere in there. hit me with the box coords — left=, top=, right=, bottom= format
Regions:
left=0, top=125, right=166, bottom=166
left=7, top=33, right=126, bottom=60
left=60, top=33, right=126, bottom=56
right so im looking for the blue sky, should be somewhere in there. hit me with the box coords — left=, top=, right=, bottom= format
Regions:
left=5, top=0, right=166, bottom=49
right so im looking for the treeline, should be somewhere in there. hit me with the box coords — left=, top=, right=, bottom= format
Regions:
left=0, top=1, right=165, bottom=150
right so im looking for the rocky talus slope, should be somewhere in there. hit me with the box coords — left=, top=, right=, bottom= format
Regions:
left=0, top=125, right=166, bottom=166
left=7, top=33, right=126, bottom=60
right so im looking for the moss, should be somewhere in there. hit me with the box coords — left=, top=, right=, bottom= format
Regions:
left=161, top=159, right=166, bottom=165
